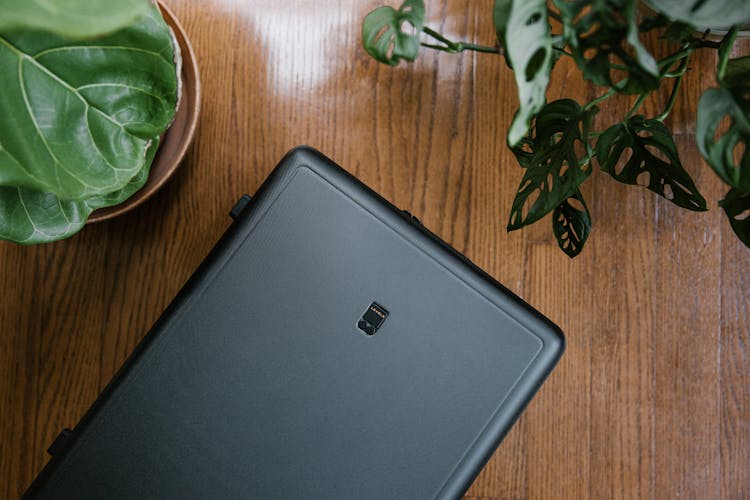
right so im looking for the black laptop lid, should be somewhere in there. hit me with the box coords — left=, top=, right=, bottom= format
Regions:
left=26, top=147, right=564, bottom=499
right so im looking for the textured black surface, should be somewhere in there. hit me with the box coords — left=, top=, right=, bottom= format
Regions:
left=25, top=147, right=564, bottom=500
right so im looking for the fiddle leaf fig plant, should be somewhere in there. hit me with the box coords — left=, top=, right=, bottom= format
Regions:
left=0, top=0, right=151, bottom=38
left=362, top=0, right=750, bottom=256
left=0, top=0, right=179, bottom=244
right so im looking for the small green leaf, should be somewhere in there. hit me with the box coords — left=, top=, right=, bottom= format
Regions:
left=493, top=0, right=552, bottom=147
left=645, top=0, right=750, bottom=31
left=696, top=88, right=750, bottom=192
left=552, top=189, right=591, bottom=257
left=362, top=0, right=425, bottom=66
left=597, top=115, right=707, bottom=211
left=0, top=0, right=151, bottom=38
left=508, top=99, right=596, bottom=230
left=719, top=188, right=750, bottom=248
left=555, top=0, right=659, bottom=95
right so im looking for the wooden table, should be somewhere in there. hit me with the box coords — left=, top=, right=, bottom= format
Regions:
left=2, top=1, right=748, bottom=498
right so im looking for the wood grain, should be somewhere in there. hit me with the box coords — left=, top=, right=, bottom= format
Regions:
left=1, top=1, right=748, bottom=498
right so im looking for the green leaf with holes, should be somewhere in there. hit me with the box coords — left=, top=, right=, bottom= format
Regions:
left=507, top=99, right=596, bottom=230
left=722, top=57, right=750, bottom=90
left=0, top=138, right=158, bottom=244
left=696, top=88, right=750, bottom=192
left=555, top=0, right=659, bottom=95
left=362, top=0, right=425, bottom=66
left=720, top=188, right=750, bottom=248
left=597, top=115, right=707, bottom=211
left=645, top=0, right=750, bottom=30
left=552, top=189, right=591, bottom=257
left=0, top=0, right=150, bottom=38
left=493, top=0, right=552, bottom=147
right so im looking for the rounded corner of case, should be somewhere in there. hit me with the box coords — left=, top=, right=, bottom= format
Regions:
left=546, top=324, right=566, bottom=360
left=283, top=145, right=322, bottom=164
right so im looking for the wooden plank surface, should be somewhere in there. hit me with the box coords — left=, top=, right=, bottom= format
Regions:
left=1, top=1, right=748, bottom=498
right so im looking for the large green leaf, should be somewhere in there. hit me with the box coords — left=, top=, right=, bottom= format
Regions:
left=493, top=0, right=552, bottom=146
left=597, top=115, right=707, bottom=210
left=87, top=136, right=159, bottom=210
left=0, top=0, right=150, bottom=38
left=362, top=0, right=425, bottom=66
left=552, top=189, right=591, bottom=257
left=645, top=0, right=750, bottom=30
left=508, top=99, right=596, bottom=230
left=722, top=57, right=750, bottom=91
left=719, top=188, right=750, bottom=248
left=0, top=187, right=89, bottom=244
left=555, top=0, right=659, bottom=95
left=0, top=138, right=158, bottom=245
left=0, top=3, right=177, bottom=244
left=0, top=3, right=178, bottom=201
left=696, top=88, right=750, bottom=192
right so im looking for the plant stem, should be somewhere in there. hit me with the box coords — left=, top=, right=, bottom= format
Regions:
left=690, top=37, right=721, bottom=49
left=422, top=26, right=454, bottom=46
left=656, top=57, right=689, bottom=121
left=421, top=26, right=499, bottom=54
left=658, top=46, right=691, bottom=72
left=420, top=42, right=448, bottom=51
left=626, top=93, right=648, bottom=118
left=717, top=27, right=738, bottom=82
left=584, top=87, right=618, bottom=110
left=458, top=42, right=502, bottom=54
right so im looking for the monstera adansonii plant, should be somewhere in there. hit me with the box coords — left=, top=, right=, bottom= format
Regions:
left=362, top=0, right=750, bottom=257
left=0, top=0, right=179, bottom=244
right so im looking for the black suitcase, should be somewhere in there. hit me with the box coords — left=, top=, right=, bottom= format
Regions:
left=26, top=147, right=564, bottom=499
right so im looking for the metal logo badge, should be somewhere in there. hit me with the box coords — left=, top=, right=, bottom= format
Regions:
left=358, top=302, right=388, bottom=336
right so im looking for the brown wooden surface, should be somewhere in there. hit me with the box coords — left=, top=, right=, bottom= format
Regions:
left=1, top=1, right=749, bottom=498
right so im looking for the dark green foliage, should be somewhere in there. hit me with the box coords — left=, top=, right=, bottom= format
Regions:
left=597, top=116, right=707, bottom=210
left=507, top=99, right=596, bottom=230
left=552, top=190, right=591, bottom=257
left=363, top=0, right=750, bottom=254
left=554, top=0, right=660, bottom=94
left=695, top=27, right=750, bottom=249
left=719, top=188, right=750, bottom=246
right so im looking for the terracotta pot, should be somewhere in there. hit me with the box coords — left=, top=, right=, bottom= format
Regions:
left=88, top=2, right=201, bottom=223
